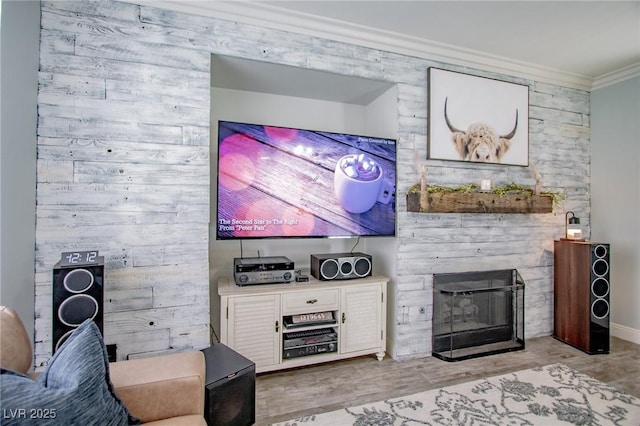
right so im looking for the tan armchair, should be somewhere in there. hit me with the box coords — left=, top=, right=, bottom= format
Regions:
left=0, top=306, right=206, bottom=425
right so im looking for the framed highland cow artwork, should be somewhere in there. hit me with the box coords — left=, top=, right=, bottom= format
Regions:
left=428, top=67, right=529, bottom=166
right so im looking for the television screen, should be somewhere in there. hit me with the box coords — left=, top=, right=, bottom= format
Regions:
left=216, top=121, right=396, bottom=239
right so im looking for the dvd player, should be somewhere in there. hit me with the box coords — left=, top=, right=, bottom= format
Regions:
left=234, top=256, right=295, bottom=286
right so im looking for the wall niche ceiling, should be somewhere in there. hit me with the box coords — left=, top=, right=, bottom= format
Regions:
left=211, top=54, right=394, bottom=105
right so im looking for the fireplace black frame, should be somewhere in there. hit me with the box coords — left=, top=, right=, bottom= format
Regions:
left=432, top=269, right=525, bottom=361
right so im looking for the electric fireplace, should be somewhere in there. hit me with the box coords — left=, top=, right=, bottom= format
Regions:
left=432, top=269, right=525, bottom=361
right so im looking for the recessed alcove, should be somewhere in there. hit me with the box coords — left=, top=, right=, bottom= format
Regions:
left=211, top=55, right=393, bottom=105
left=209, top=54, right=400, bottom=340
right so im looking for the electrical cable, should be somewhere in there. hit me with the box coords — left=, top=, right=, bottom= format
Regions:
left=350, top=236, right=360, bottom=253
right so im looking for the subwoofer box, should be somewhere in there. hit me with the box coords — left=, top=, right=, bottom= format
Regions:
left=202, top=344, right=255, bottom=426
left=310, top=252, right=372, bottom=281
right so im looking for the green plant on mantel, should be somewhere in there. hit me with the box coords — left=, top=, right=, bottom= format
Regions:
left=408, top=182, right=564, bottom=206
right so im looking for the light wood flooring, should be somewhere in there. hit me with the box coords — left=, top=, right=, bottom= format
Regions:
left=255, top=336, right=640, bottom=425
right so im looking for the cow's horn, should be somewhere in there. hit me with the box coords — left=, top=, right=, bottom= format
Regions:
left=501, top=110, right=518, bottom=139
left=444, top=97, right=463, bottom=133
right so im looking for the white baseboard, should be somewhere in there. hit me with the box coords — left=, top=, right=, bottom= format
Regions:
left=611, top=322, right=640, bottom=345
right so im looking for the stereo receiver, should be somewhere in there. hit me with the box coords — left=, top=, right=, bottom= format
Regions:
left=283, top=328, right=338, bottom=359
left=234, top=256, right=295, bottom=286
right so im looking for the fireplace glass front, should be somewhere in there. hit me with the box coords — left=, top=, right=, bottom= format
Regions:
left=432, top=269, right=524, bottom=361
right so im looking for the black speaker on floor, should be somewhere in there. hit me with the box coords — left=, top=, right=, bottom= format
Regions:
left=202, top=344, right=255, bottom=426
left=52, top=251, right=104, bottom=353
left=554, top=240, right=610, bottom=354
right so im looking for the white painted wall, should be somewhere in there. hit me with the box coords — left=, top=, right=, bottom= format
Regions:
left=591, top=77, right=640, bottom=343
left=0, top=0, right=40, bottom=348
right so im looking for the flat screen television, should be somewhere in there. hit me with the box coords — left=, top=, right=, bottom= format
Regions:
left=216, top=121, right=397, bottom=239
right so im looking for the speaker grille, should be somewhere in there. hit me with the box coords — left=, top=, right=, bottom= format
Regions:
left=591, top=299, right=610, bottom=320
left=55, top=330, right=74, bottom=352
left=591, top=277, right=609, bottom=298
left=320, top=259, right=339, bottom=280
left=354, top=257, right=372, bottom=277
left=593, top=244, right=608, bottom=258
left=592, top=259, right=609, bottom=277
left=590, top=244, right=610, bottom=313
left=58, top=294, right=99, bottom=326
left=64, top=269, right=94, bottom=293
left=207, top=371, right=254, bottom=425
left=340, top=261, right=353, bottom=275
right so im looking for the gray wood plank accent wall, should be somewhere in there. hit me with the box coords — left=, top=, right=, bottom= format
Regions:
left=34, top=0, right=589, bottom=366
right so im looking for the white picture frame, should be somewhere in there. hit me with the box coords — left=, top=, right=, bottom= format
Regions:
left=428, top=68, right=530, bottom=166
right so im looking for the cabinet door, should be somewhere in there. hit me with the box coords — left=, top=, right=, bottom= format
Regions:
left=340, top=284, right=384, bottom=354
left=226, top=294, right=280, bottom=369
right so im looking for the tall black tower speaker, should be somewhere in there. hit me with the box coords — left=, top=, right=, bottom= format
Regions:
left=554, top=240, right=610, bottom=354
left=52, top=255, right=104, bottom=353
left=589, top=243, right=611, bottom=352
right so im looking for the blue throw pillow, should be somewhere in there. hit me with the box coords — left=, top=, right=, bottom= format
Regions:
left=0, top=320, right=139, bottom=425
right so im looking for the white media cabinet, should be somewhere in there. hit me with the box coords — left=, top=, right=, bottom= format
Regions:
left=218, top=275, right=388, bottom=373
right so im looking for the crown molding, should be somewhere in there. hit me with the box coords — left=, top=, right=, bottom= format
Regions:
left=137, top=1, right=598, bottom=90
left=592, top=62, right=640, bottom=91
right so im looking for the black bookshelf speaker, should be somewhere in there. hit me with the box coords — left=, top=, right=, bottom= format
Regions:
left=52, top=259, right=104, bottom=353
left=311, top=252, right=372, bottom=280
left=202, top=344, right=255, bottom=426
left=554, top=240, right=610, bottom=354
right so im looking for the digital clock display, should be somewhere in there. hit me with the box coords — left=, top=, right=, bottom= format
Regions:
left=59, top=251, right=100, bottom=267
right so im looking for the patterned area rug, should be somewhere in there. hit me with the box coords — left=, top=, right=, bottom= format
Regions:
left=273, top=363, right=640, bottom=425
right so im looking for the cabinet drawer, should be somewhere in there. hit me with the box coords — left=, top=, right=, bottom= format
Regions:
left=282, top=289, right=339, bottom=314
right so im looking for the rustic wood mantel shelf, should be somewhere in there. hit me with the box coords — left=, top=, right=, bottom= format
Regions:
left=406, top=191, right=553, bottom=214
